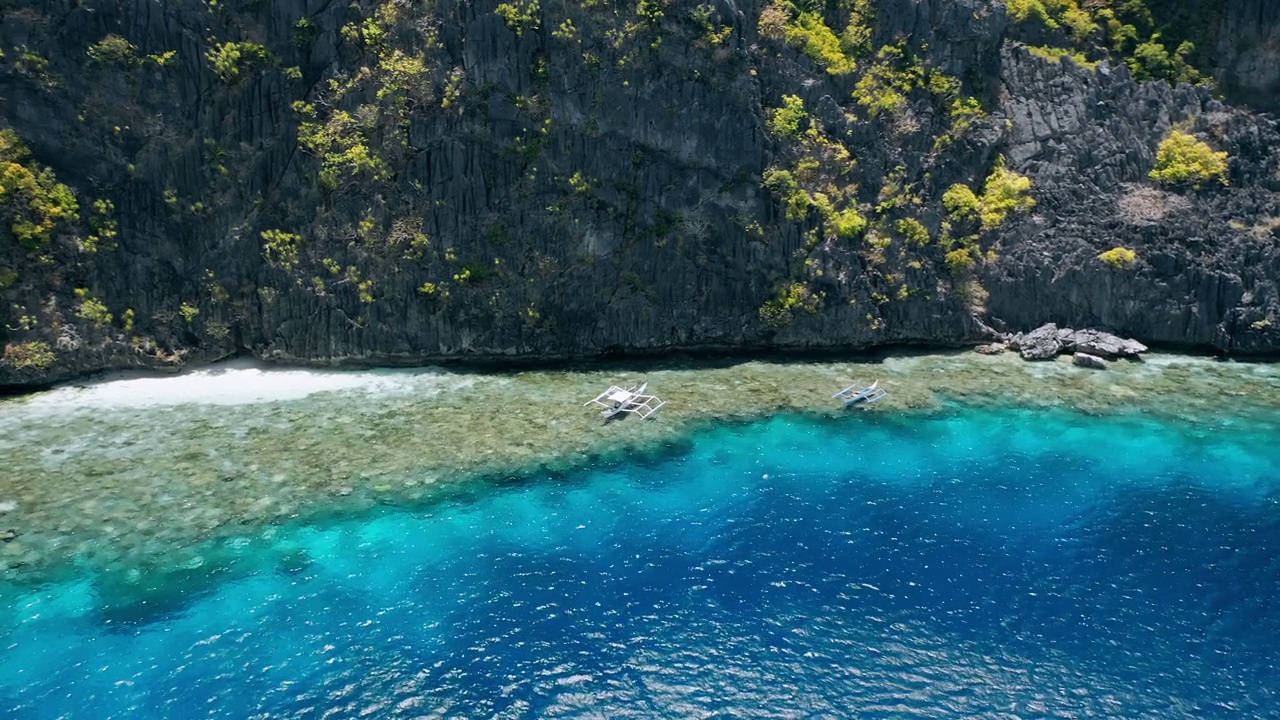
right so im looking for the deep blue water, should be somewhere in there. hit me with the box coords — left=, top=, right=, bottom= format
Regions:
left=3, top=408, right=1280, bottom=718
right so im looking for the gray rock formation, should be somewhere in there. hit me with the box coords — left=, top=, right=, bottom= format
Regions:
left=1211, top=0, right=1280, bottom=113
left=1073, top=352, right=1108, bottom=370
left=1016, top=323, right=1147, bottom=361
left=1019, top=324, right=1064, bottom=360
left=1062, top=329, right=1148, bottom=359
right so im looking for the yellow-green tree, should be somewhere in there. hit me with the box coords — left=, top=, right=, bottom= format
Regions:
left=0, top=129, right=79, bottom=249
left=1149, top=130, right=1228, bottom=187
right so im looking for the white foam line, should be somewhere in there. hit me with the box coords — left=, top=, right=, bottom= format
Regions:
left=9, top=358, right=477, bottom=411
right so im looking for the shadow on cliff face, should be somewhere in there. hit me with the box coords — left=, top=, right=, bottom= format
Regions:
left=1144, top=0, right=1280, bottom=114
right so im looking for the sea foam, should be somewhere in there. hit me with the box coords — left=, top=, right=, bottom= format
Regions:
left=10, top=359, right=476, bottom=411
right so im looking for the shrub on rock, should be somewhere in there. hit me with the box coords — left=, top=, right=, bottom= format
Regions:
left=1098, top=247, right=1138, bottom=267
left=1150, top=130, right=1228, bottom=188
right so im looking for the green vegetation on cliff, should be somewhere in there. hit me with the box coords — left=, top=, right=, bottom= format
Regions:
left=87, top=35, right=175, bottom=68
left=1, top=339, right=54, bottom=370
left=0, top=129, right=78, bottom=251
left=294, top=3, right=429, bottom=190
left=206, top=41, right=272, bottom=83
left=944, top=157, right=1036, bottom=231
left=761, top=95, right=860, bottom=239
left=757, top=0, right=873, bottom=75
left=1098, top=247, right=1138, bottom=267
left=1005, top=0, right=1207, bottom=87
left=767, top=95, right=808, bottom=139
left=755, top=18, right=1025, bottom=327
left=937, top=157, right=1036, bottom=310
left=74, top=288, right=113, bottom=327
left=1150, top=130, right=1229, bottom=188
left=759, top=281, right=822, bottom=329
left=262, top=229, right=302, bottom=270
left=495, top=0, right=541, bottom=36
left=851, top=45, right=924, bottom=117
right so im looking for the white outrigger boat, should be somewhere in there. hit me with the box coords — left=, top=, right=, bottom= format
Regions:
left=833, top=380, right=887, bottom=407
left=584, top=383, right=666, bottom=421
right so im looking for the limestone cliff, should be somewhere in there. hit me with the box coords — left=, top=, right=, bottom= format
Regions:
left=1, top=0, right=1278, bottom=387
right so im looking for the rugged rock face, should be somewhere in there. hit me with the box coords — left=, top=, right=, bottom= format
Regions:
left=1064, top=328, right=1147, bottom=359
left=1015, top=323, right=1062, bottom=361
left=986, top=53, right=1280, bottom=355
left=1, top=0, right=1278, bottom=387
left=1143, top=0, right=1280, bottom=114
left=1009, top=322, right=1146, bottom=361
left=1215, top=0, right=1280, bottom=112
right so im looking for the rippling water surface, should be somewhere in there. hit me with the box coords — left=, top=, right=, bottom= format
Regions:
left=3, top=407, right=1280, bottom=718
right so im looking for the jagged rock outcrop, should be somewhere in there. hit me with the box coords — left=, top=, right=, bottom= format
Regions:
left=1010, top=322, right=1149, bottom=363
left=1011, top=323, right=1148, bottom=361
left=1113, top=0, right=1280, bottom=114
left=1017, top=323, right=1064, bottom=361
left=1063, top=329, right=1148, bottom=359
left=0, top=0, right=1277, bottom=388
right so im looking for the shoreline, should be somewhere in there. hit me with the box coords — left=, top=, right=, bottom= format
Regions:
left=1, top=351, right=1279, bottom=590
left=2, top=335, right=1270, bottom=398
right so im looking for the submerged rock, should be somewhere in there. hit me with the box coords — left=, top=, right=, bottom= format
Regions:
left=1019, top=324, right=1064, bottom=360
left=0, top=501, right=16, bottom=514
left=1073, top=353, right=1109, bottom=370
left=0, top=529, right=19, bottom=542
left=975, top=343, right=1007, bottom=355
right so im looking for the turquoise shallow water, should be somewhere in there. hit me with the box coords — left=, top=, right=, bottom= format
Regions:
left=3, top=407, right=1280, bottom=718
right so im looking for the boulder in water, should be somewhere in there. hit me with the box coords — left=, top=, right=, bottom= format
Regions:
left=1073, top=352, right=1108, bottom=370
left=1019, top=323, right=1064, bottom=360
left=1062, top=329, right=1148, bottom=358
left=1016, top=325, right=1148, bottom=361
